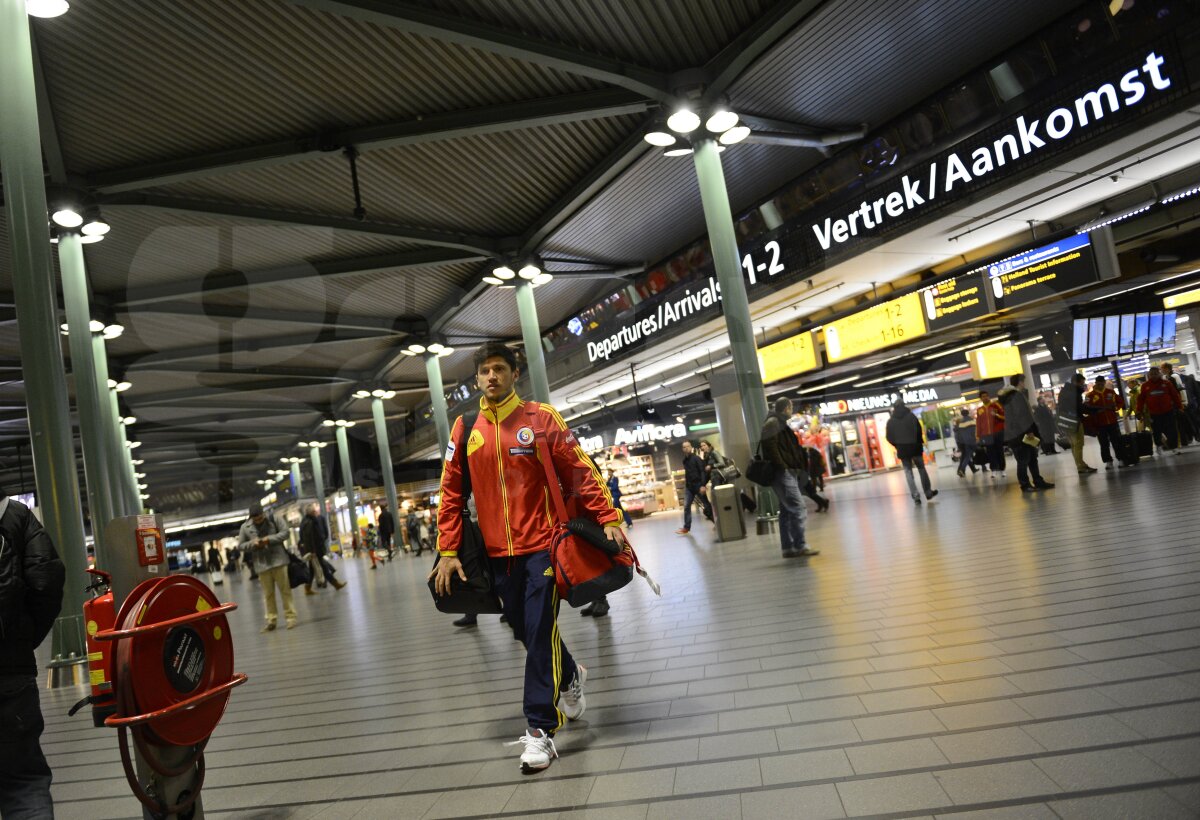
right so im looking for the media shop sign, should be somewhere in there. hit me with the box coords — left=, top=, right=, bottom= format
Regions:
left=817, top=383, right=959, bottom=417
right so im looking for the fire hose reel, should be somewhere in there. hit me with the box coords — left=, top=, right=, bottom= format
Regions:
left=87, top=573, right=247, bottom=817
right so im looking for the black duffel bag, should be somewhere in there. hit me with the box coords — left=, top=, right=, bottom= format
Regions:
left=286, top=550, right=311, bottom=589
left=746, top=441, right=778, bottom=487
left=427, top=411, right=503, bottom=615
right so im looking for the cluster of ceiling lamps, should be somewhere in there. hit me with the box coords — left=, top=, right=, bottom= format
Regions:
left=299, top=440, right=328, bottom=449
left=643, top=106, right=750, bottom=157
left=322, top=418, right=356, bottom=428
left=49, top=206, right=110, bottom=244
left=353, top=388, right=397, bottom=399
left=483, top=263, right=553, bottom=288
left=107, top=378, right=132, bottom=392
left=25, top=0, right=69, bottom=18
left=59, top=320, right=123, bottom=339
left=400, top=341, right=455, bottom=357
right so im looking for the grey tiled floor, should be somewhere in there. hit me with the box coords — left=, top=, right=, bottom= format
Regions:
left=38, top=444, right=1200, bottom=818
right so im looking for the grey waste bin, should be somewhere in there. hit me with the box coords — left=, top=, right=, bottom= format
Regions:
left=711, top=483, right=746, bottom=542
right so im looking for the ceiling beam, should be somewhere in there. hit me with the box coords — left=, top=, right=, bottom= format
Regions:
left=87, top=88, right=653, bottom=194
left=518, top=127, right=652, bottom=256
left=132, top=399, right=332, bottom=414
left=131, top=362, right=367, bottom=382
left=99, top=193, right=501, bottom=257
left=117, top=329, right=386, bottom=370
left=285, top=0, right=674, bottom=103
left=129, top=300, right=424, bottom=335
left=702, top=0, right=827, bottom=105
left=30, top=31, right=68, bottom=186
left=111, top=246, right=474, bottom=308
left=130, top=379, right=341, bottom=408
left=132, top=408, right=325, bottom=428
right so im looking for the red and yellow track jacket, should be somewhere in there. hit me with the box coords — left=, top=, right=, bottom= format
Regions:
left=436, top=392, right=621, bottom=559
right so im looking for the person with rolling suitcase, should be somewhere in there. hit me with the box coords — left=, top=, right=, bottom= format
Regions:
left=1085, top=375, right=1125, bottom=469
left=1136, top=368, right=1184, bottom=454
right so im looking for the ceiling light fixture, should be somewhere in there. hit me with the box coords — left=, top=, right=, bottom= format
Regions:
left=492, top=265, right=516, bottom=280
left=664, top=147, right=693, bottom=157
left=667, top=107, right=700, bottom=134
left=482, top=275, right=503, bottom=286
left=1077, top=198, right=1157, bottom=233
left=405, top=343, right=425, bottom=354
left=643, top=129, right=676, bottom=147
left=25, top=0, right=70, bottom=18
left=79, top=234, right=105, bottom=245
left=122, top=416, right=136, bottom=426
left=705, top=109, right=738, bottom=133
left=921, top=335, right=1011, bottom=360
left=531, top=272, right=554, bottom=287
left=796, top=375, right=861, bottom=395
left=88, top=319, right=105, bottom=333
left=114, top=381, right=132, bottom=392
left=518, top=264, right=540, bottom=280
left=437, top=346, right=455, bottom=357
left=855, top=368, right=919, bottom=387
left=426, top=343, right=445, bottom=354
left=51, top=207, right=82, bottom=228
left=719, top=125, right=751, bottom=145
left=353, top=389, right=370, bottom=398
left=102, top=323, right=124, bottom=339
left=1160, top=182, right=1200, bottom=204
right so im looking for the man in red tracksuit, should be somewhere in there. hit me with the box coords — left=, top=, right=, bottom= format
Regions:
left=430, top=342, right=625, bottom=773
left=975, top=390, right=1006, bottom=476
left=1136, top=368, right=1184, bottom=453
left=1084, top=375, right=1125, bottom=467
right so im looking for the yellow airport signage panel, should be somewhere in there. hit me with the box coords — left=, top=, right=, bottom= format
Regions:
left=758, top=331, right=818, bottom=383
left=968, top=343, right=1023, bottom=380
left=1164, top=287, right=1200, bottom=310
left=824, top=291, right=927, bottom=363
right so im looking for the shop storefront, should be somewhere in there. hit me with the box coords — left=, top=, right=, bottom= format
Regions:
left=806, top=383, right=962, bottom=477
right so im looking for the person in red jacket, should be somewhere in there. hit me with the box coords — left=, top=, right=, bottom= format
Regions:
left=430, top=343, right=625, bottom=773
left=1136, top=368, right=1184, bottom=453
left=1084, top=375, right=1125, bottom=468
left=975, top=390, right=1006, bottom=477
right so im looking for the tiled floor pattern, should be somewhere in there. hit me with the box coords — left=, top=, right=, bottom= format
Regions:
left=37, top=443, right=1200, bottom=818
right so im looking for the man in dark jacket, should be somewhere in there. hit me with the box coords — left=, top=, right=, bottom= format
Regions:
left=1058, top=373, right=1097, bottom=474
left=299, top=502, right=345, bottom=594
left=760, top=398, right=820, bottom=558
left=676, top=441, right=713, bottom=535
left=0, top=495, right=66, bottom=817
left=1000, top=374, right=1055, bottom=492
left=885, top=400, right=938, bottom=504
left=377, top=502, right=396, bottom=560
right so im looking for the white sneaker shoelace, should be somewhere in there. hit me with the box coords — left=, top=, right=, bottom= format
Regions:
left=505, top=730, right=558, bottom=760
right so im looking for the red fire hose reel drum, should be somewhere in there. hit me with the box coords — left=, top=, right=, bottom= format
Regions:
left=93, top=574, right=247, bottom=815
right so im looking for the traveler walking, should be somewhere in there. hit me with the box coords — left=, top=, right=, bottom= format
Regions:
left=227, top=545, right=241, bottom=573
left=206, top=544, right=222, bottom=574
left=430, top=342, right=625, bottom=772
left=238, top=503, right=296, bottom=631
left=1058, top=373, right=1098, bottom=474
left=801, top=445, right=830, bottom=511
left=377, top=502, right=396, bottom=560
left=760, top=397, right=820, bottom=558
left=299, top=502, right=345, bottom=594
left=1033, top=398, right=1058, bottom=455
left=999, top=374, right=1055, bottom=492
left=0, top=494, right=65, bottom=819
left=976, top=390, right=1006, bottom=477
left=606, top=469, right=633, bottom=528
left=953, top=407, right=978, bottom=476
left=1136, top=368, right=1184, bottom=453
left=1084, top=375, right=1125, bottom=468
left=676, top=441, right=712, bottom=535
left=406, top=507, right=421, bottom=556
left=364, top=523, right=380, bottom=570
left=1161, top=363, right=1193, bottom=445
left=885, top=399, right=939, bottom=504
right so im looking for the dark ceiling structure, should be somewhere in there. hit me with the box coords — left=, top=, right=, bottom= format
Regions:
left=0, top=0, right=1088, bottom=511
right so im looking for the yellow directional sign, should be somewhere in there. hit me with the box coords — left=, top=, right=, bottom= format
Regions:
left=1164, top=287, right=1200, bottom=310
left=758, top=331, right=818, bottom=384
left=824, top=291, right=927, bottom=363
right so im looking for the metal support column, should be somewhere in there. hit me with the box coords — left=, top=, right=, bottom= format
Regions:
left=371, top=397, right=400, bottom=545
left=289, top=462, right=303, bottom=497
left=423, top=352, right=452, bottom=457
left=515, top=280, right=551, bottom=403
left=335, top=424, right=359, bottom=549
left=0, top=0, right=89, bottom=669
left=110, top=388, right=141, bottom=513
left=93, top=337, right=130, bottom=516
left=59, top=233, right=115, bottom=562
left=309, top=444, right=329, bottom=548
left=692, top=138, right=773, bottom=518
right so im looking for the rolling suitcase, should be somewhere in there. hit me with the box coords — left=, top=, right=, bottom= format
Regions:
left=1114, top=434, right=1139, bottom=467
left=711, top=484, right=746, bottom=542
left=1132, top=431, right=1154, bottom=457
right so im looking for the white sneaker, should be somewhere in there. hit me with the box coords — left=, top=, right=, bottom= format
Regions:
left=506, top=728, right=557, bottom=773
left=559, top=664, right=587, bottom=721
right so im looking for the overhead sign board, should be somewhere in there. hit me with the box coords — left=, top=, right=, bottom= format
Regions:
left=967, top=343, right=1023, bottom=380
left=758, top=331, right=818, bottom=383
left=987, top=233, right=1100, bottom=310
left=824, top=291, right=927, bottom=363
left=1164, top=287, right=1200, bottom=309
left=920, top=273, right=991, bottom=331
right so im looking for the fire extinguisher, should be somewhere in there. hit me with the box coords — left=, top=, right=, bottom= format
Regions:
left=68, top=568, right=117, bottom=726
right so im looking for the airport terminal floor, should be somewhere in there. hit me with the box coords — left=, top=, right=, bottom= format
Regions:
left=39, top=445, right=1200, bottom=819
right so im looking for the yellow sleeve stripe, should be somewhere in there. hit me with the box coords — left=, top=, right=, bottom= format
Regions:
left=434, top=415, right=464, bottom=554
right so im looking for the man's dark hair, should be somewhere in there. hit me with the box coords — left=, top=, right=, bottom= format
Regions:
left=1009, top=374, right=1024, bottom=387
left=1095, top=375, right=1106, bottom=383
left=773, top=397, right=792, bottom=415
left=1073, top=372, right=1085, bottom=384
left=473, top=342, right=519, bottom=373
